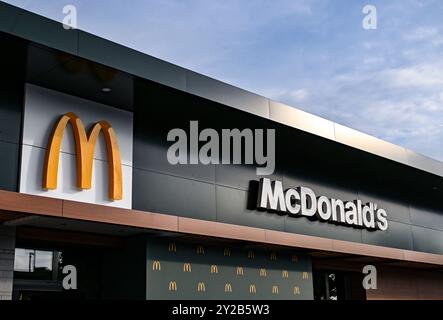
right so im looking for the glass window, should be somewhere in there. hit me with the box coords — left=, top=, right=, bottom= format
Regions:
left=14, top=248, right=62, bottom=280
left=14, top=249, right=35, bottom=272
left=35, top=250, right=53, bottom=271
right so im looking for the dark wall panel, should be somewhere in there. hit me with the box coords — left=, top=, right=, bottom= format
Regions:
left=284, top=215, right=363, bottom=243
left=0, top=85, right=23, bottom=144
left=132, top=168, right=216, bottom=221
left=0, top=33, right=25, bottom=192
left=133, top=81, right=216, bottom=183
left=0, top=141, right=19, bottom=191
left=358, top=192, right=411, bottom=225
left=216, top=164, right=282, bottom=191
left=134, top=137, right=215, bottom=183
left=216, top=185, right=285, bottom=231
left=411, top=226, right=443, bottom=255
left=362, top=220, right=413, bottom=250
left=101, top=236, right=147, bottom=300
left=78, top=31, right=187, bottom=91
left=186, top=70, right=270, bottom=118
left=410, top=206, right=443, bottom=231
left=146, top=237, right=313, bottom=300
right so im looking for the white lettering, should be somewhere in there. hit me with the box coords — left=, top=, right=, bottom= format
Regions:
left=257, top=179, right=388, bottom=231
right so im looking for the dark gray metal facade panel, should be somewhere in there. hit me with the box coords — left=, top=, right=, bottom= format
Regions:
left=132, top=168, right=216, bottom=221
left=215, top=164, right=282, bottom=191
left=358, top=192, right=411, bottom=224
left=0, top=33, right=24, bottom=193
left=133, top=138, right=216, bottom=183
left=0, top=83, right=24, bottom=144
left=78, top=31, right=187, bottom=91
left=0, top=2, right=20, bottom=33
left=362, top=220, right=413, bottom=250
left=411, top=226, right=443, bottom=255
left=0, top=141, right=19, bottom=191
left=101, top=236, right=147, bottom=300
left=186, top=71, right=270, bottom=118
left=216, top=185, right=285, bottom=231
left=0, top=32, right=25, bottom=146
left=284, top=215, right=363, bottom=243
left=410, top=206, right=443, bottom=231
left=25, top=44, right=135, bottom=111
left=405, top=148, right=443, bottom=177
left=133, top=80, right=217, bottom=183
left=270, top=100, right=335, bottom=140
left=11, top=9, right=78, bottom=55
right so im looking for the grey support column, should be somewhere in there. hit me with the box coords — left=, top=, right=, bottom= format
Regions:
left=0, top=226, right=16, bottom=300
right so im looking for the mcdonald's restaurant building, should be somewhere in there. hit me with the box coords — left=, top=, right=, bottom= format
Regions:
left=0, top=2, right=443, bottom=301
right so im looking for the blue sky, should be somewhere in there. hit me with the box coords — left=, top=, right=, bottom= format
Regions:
left=4, top=0, right=443, bottom=161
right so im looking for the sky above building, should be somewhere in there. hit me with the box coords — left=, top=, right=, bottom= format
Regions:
left=4, top=0, right=443, bottom=161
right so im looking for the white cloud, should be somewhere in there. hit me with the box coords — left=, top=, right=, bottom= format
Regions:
left=403, top=27, right=443, bottom=46
left=431, top=37, right=443, bottom=46
left=381, top=63, right=443, bottom=88
left=404, top=27, right=438, bottom=41
left=270, top=55, right=443, bottom=161
left=290, top=89, right=309, bottom=101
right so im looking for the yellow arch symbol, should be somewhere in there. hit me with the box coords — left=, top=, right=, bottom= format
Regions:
left=43, top=112, right=122, bottom=200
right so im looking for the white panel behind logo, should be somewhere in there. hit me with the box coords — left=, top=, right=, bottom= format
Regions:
left=20, top=84, right=133, bottom=209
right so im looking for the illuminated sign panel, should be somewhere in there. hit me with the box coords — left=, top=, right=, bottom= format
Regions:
left=20, top=84, right=133, bottom=208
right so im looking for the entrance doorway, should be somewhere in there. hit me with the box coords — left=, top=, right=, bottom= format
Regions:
left=313, top=270, right=366, bottom=300
left=12, top=225, right=147, bottom=300
left=13, top=246, right=103, bottom=300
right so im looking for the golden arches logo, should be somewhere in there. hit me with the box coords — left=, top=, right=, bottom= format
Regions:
left=236, top=266, right=244, bottom=276
left=43, top=112, right=122, bottom=200
left=259, top=268, right=267, bottom=277
left=247, top=250, right=255, bottom=259
left=293, top=286, right=300, bottom=295
left=183, top=262, right=192, bottom=272
left=249, top=284, right=256, bottom=294
left=210, top=265, right=218, bottom=274
left=224, top=248, right=231, bottom=256
left=270, top=252, right=277, bottom=261
left=169, top=281, right=177, bottom=291
left=224, top=283, right=232, bottom=293
left=196, top=245, right=205, bottom=255
left=197, top=282, right=206, bottom=292
left=302, top=272, right=309, bottom=279
left=152, top=260, right=161, bottom=271
left=282, top=270, right=289, bottom=278
left=272, top=285, right=279, bottom=294
left=292, top=255, right=298, bottom=262
left=168, top=242, right=176, bottom=252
